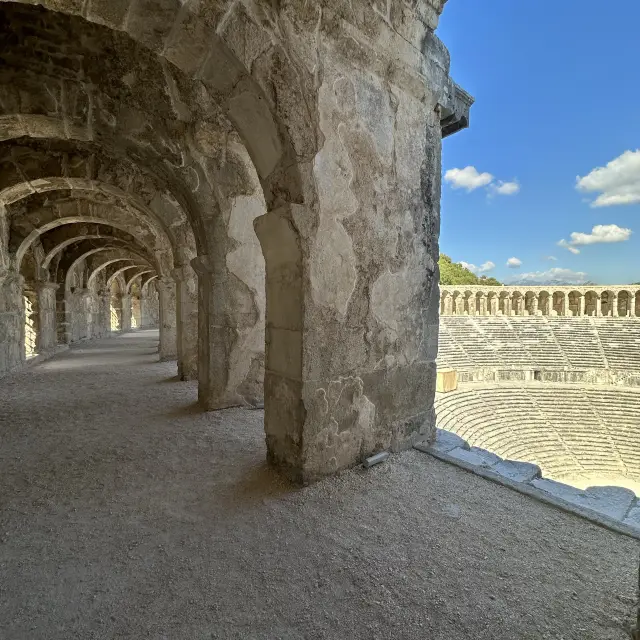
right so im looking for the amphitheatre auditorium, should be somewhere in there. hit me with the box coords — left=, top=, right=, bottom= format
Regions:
left=437, top=285, right=640, bottom=499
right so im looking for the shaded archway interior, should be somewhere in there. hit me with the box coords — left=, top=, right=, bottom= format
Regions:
left=0, top=0, right=471, bottom=482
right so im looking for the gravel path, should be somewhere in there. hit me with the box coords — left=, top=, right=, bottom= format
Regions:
left=0, top=331, right=638, bottom=639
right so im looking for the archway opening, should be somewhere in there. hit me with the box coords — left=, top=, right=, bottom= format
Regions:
left=23, top=292, right=38, bottom=358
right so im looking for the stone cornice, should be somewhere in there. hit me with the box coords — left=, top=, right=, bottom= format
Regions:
left=440, top=81, right=473, bottom=138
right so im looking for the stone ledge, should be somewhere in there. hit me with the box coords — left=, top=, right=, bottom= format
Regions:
left=414, top=428, right=640, bottom=541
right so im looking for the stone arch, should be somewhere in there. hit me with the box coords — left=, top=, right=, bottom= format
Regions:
left=41, top=225, right=154, bottom=272
left=537, top=291, right=551, bottom=316
left=0, top=0, right=468, bottom=481
left=584, top=290, right=598, bottom=316
left=126, top=271, right=153, bottom=295
left=567, top=290, right=581, bottom=316
left=618, top=290, right=632, bottom=317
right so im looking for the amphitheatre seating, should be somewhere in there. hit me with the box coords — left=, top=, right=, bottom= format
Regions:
left=591, top=318, right=640, bottom=370
left=478, top=317, right=534, bottom=367
left=438, top=316, right=640, bottom=373
left=507, top=316, right=569, bottom=368
left=435, top=386, right=640, bottom=487
left=585, top=388, right=640, bottom=474
left=436, top=322, right=472, bottom=369
left=441, top=316, right=503, bottom=367
left=545, top=317, right=606, bottom=369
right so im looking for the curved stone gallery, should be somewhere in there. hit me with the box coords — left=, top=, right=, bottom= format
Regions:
left=440, top=284, right=640, bottom=317
left=0, top=0, right=472, bottom=482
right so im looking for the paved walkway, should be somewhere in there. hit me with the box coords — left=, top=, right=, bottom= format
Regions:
left=0, top=332, right=637, bottom=639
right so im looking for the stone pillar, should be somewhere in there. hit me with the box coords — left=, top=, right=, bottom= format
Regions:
left=172, top=265, right=198, bottom=380
left=595, top=295, right=602, bottom=317
left=579, top=294, right=585, bottom=316
left=0, top=270, right=24, bottom=375
left=441, top=293, right=450, bottom=316
left=35, top=281, right=59, bottom=353
left=611, top=292, right=618, bottom=317
left=120, top=295, right=132, bottom=331
left=140, top=285, right=158, bottom=328
left=504, top=295, right=511, bottom=316
left=478, top=294, right=486, bottom=315
left=98, top=290, right=111, bottom=337
left=530, top=295, right=538, bottom=316
left=156, top=277, right=177, bottom=361
left=191, top=255, right=264, bottom=409
left=562, top=292, right=569, bottom=316
left=490, top=295, right=498, bottom=316
left=467, top=295, right=475, bottom=316
left=630, top=293, right=636, bottom=317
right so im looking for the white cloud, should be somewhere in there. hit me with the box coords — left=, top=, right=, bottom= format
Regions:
left=460, top=260, right=496, bottom=275
left=544, top=255, right=558, bottom=261
left=444, top=166, right=494, bottom=191
left=557, top=239, right=581, bottom=254
left=509, top=268, right=589, bottom=286
left=558, top=224, right=632, bottom=253
left=445, top=167, right=521, bottom=197
left=506, top=257, right=522, bottom=268
left=492, top=180, right=520, bottom=195
left=577, top=150, right=640, bottom=207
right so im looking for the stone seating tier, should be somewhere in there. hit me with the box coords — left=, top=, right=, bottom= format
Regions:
left=438, top=316, right=640, bottom=374
left=435, top=386, right=640, bottom=483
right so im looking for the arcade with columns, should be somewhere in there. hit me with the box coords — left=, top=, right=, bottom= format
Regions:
left=440, top=285, right=640, bottom=318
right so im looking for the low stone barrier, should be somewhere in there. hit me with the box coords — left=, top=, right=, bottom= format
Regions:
left=415, top=429, right=640, bottom=540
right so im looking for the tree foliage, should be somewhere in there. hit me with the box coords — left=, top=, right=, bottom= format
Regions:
left=439, top=254, right=502, bottom=286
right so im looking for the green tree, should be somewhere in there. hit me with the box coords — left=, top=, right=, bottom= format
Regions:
left=438, top=254, right=502, bottom=286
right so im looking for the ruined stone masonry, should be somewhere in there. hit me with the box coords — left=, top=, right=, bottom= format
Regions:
left=0, top=0, right=472, bottom=482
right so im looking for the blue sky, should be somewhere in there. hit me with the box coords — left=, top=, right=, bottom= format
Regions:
left=437, top=0, right=640, bottom=285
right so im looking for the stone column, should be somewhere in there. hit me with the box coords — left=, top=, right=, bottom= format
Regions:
left=191, top=255, right=264, bottom=409
left=561, top=292, right=568, bottom=316
left=611, top=292, right=618, bottom=317
left=490, top=295, right=498, bottom=316
left=98, top=289, right=111, bottom=337
left=467, top=295, right=475, bottom=316
left=441, top=293, right=450, bottom=316
left=172, top=265, right=198, bottom=380
left=530, top=295, right=538, bottom=316
left=0, top=270, right=24, bottom=375
left=156, top=277, right=177, bottom=361
left=478, top=294, right=486, bottom=315
left=120, top=295, right=132, bottom=331
left=596, top=295, right=602, bottom=317
left=504, top=295, right=512, bottom=316
left=630, top=292, right=636, bottom=317
left=579, top=294, right=585, bottom=316
left=35, top=281, right=59, bottom=353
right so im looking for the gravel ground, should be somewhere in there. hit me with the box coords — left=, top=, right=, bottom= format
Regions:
left=0, top=331, right=638, bottom=640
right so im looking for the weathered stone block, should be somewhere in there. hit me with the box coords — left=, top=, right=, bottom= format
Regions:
left=492, top=460, right=541, bottom=483
left=436, top=368, right=457, bottom=392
